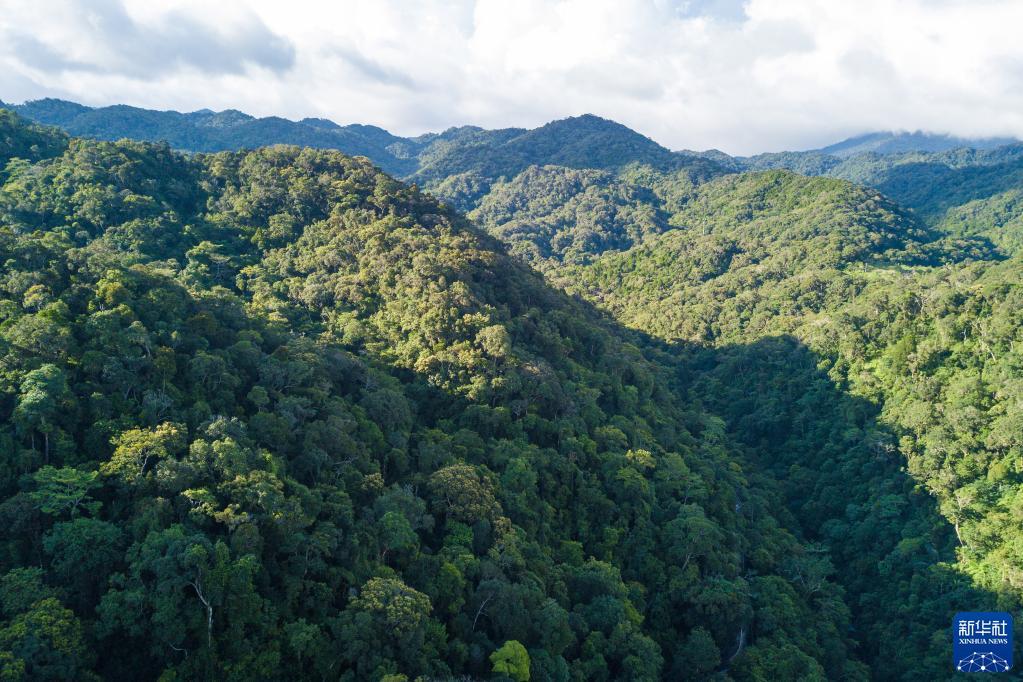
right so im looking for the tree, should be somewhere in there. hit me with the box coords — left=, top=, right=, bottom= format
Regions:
left=0, top=597, right=92, bottom=680
left=43, top=518, right=124, bottom=610
left=662, top=505, right=723, bottom=574
left=348, top=577, right=432, bottom=636
left=671, top=626, right=720, bottom=681
left=428, top=463, right=501, bottom=524
left=101, top=422, right=186, bottom=484
left=491, top=640, right=530, bottom=681
left=30, top=466, right=101, bottom=518
left=13, top=364, right=71, bottom=461
left=0, top=568, right=55, bottom=616
left=336, top=577, right=440, bottom=678
left=379, top=511, right=417, bottom=560
left=97, top=525, right=263, bottom=672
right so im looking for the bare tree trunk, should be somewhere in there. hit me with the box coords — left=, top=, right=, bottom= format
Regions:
left=728, top=626, right=747, bottom=663
left=190, top=578, right=213, bottom=647
left=472, top=594, right=493, bottom=632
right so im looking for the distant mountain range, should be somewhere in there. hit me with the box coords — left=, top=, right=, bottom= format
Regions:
left=3, top=98, right=1018, bottom=182
left=0, top=97, right=422, bottom=175
left=5, top=97, right=1023, bottom=248
left=815, top=130, right=1017, bottom=157
left=0, top=98, right=716, bottom=184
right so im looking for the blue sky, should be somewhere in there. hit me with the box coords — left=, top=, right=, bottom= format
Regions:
left=2, top=0, right=1021, bottom=154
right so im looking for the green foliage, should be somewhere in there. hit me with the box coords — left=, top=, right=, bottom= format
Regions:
left=470, top=165, right=669, bottom=266
left=0, top=109, right=67, bottom=171
left=409, top=114, right=723, bottom=209
left=30, top=467, right=101, bottom=517
left=531, top=166, right=1022, bottom=678
left=101, top=422, right=186, bottom=484
left=7, top=104, right=1021, bottom=681
left=491, top=639, right=530, bottom=681
left=0, top=597, right=93, bottom=681
left=4, top=99, right=417, bottom=176
left=0, top=116, right=857, bottom=680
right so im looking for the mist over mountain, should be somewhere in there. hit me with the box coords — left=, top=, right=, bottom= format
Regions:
left=815, top=130, right=1019, bottom=158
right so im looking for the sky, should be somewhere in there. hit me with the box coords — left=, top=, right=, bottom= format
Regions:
left=2, top=0, right=1022, bottom=155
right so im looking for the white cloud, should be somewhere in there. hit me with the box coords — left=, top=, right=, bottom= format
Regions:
left=1, top=0, right=1022, bottom=154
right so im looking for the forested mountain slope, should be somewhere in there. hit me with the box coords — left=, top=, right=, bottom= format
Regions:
left=554, top=170, right=993, bottom=337
left=21, top=97, right=1023, bottom=258
left=2, top=98, right=419, bottom=176
left=411, top=149, right=1023, bottom=680
left=0, top=108, right=67, bottom=170
left=718, top=144, right=1023, bottom=255
left=547, top=170, right=1023, bottom=678
left=407, top=115, right=724, bottom=213
left=827, top=146, right=1023, bottom=255
left=0, top=110, right=882, bottom=681
left=4, top=103, right=1021, bottom=680
left=1, top=100, right=725, bottom=215
left=467, top=165, right=673, bottom=267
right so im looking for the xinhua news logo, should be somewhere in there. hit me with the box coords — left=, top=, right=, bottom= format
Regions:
left=954, top=612, right=1013, bottom=673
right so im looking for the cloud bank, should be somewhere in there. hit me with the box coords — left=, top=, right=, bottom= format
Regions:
left=1, top=0, right=1021, bottom=154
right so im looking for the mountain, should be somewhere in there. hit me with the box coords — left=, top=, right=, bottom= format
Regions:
left=468, top=165, right=672, bottom=267
left=3, top=100, right=728, bottom=214
left=0, top=107, right=67, bottom=171
left=3, top=103, right=1023, bottom=680
left=816, top=130, right=1018, bottom=158
left=23, top=97, right=1023, bottom=241
left=401, top=114, right=725, bottom=212
left=555, top=169, right=969, bottom=342
left=9, top=99, right=1019, bottom=180
left=457, top=154, right=1023, bottom=680
left=544, top=167, right=1023, bottom=680
left=413, top=114, right=682, bottom=182
left=707, top=135, right=1023, bottom=257
left=5, top=98, right=419, bottom=175
left=418, top=127, right=1023, bottom=682
left=804, top=143, right=1023, bottom=255
left=0, top=108, right=888, bottom=680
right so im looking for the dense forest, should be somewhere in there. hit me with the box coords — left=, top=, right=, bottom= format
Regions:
left=2, top=101, right=1023, bottom=681
left=0, top=109, right=880, bottom=680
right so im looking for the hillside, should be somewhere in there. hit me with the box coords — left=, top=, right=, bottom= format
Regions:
left=0, top=111, right=894, bottom=680
left=545, top=169, right=1023, bottom=680
left=20, top=98, right=1023, bottom=255
left=467, top=165, right=671, bottom=267
left=469, top=167, right=1018, bottom=681
left=3, top=98, right=418, bottom=176
left=2, top=100, right=724, bottom=214
left=0, top=108, right=67, bottom=170
left=409, top=115, right=723, bottom=211
left=3, top=104, right=1022, bottom=680
left=724, top=140, right=1023, bottom=257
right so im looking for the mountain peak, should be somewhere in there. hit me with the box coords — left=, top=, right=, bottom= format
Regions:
left=300, top=117, right=341, bottom=130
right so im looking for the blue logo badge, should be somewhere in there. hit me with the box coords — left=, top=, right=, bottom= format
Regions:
left=954, top=612, right=1013, bottom=673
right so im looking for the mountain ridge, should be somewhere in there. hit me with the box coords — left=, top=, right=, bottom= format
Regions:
left=816, top=130, right=1018, bottom=158
left=9, top=98, right=1021, bottom=184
